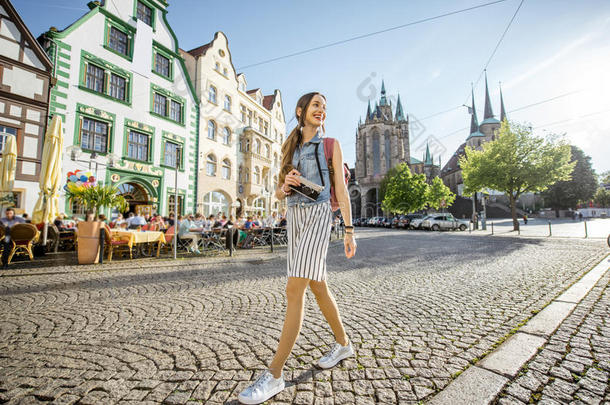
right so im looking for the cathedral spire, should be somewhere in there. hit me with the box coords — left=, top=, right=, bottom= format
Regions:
left=469, top=85, right=480, bottom=135
left=499, top=82, right=507, bottom=122
left=424, top=143, right=433, bottom=165
left=379, top=80, right=388, bottom=106
left=395, top=93, right=406, bottom=121
left=483, top=71, right=494, bottom=119
left=366, top=100, right=372, bottom=121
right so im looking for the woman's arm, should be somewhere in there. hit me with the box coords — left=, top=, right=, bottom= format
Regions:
left=332, top=140, right=352, bottom=226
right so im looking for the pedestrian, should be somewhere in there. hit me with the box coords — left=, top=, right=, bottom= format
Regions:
left=1, top=207, right=25, bottom=268
left=523, top=214, right=528, bottom=225
left=238, top=92, right=357, bottom=404
left=578, top=212, right=583, bottom=221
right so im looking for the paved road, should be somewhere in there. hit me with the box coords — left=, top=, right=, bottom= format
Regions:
left=0, top=229, right=607, bottom=404
left=471, top=217, right=610, bottom=239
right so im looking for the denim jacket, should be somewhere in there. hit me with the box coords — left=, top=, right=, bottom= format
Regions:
left=286, top=131, right=331, bottom=207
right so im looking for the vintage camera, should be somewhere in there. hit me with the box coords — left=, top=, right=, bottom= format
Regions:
left=289, top=175, right=324, bottom=201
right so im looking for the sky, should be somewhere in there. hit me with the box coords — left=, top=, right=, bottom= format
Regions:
left=14, top=0, right=610, bottom=175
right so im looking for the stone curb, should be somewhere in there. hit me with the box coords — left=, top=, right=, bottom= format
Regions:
left=427, top=254, right=610, bottom=405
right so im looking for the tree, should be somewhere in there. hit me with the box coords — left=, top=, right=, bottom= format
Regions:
left=541, top=146, right=597, bottom=217
left=66, top=183, right=128, bottom=215
left=426, top=176, right=456, bottom=210
left=594, top=187, right=610, bottom=207
left=381, top=163, right=429, bottom=214
left=599, top=170, right=610, bottom=186
left=459, top=120, right=575, bottom=230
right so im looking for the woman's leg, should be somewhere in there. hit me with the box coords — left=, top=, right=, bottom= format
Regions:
left=268, top=276, right=311, bottom=379
left=309, top=279, right=348, bottom=346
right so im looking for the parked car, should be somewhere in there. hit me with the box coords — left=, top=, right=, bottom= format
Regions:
left=410, top=215, right=430, bottom=230
left=353, top=218, right=361, bottom=227
left=402, top=213, right=424, bottom=229
left=366, top=217, right=379, bottom=226
left=421, top=213, right=469, bottom=231
left=391, top=215, right=403, bottom=228
left=382, top=217, right=393, bottom=228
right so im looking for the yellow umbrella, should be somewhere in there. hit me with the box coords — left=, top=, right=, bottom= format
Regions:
left=32, top=115, right=64, bottom=227
left=0, top=134, right=17, bottom=210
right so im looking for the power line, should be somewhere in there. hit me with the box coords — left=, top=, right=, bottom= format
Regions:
left=236, top=0, right=510, bottom=70
left=534, top=107, right=610, bottom=130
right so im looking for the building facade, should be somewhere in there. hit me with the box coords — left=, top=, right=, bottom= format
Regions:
left=181, top=31, right=286, bottom=218
left=39, top=0, right=199, bottom=218
left=0, top=0, right=53, bottom=215
left=351, top=81, right=439, bottom=218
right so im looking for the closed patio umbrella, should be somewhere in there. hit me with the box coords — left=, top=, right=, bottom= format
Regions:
left=0, top=134, right=17, bottom=212
left=32, top=115, right=64, bottom=245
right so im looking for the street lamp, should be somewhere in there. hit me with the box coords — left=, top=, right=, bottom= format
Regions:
left=66, top=145, right=119, bottom=179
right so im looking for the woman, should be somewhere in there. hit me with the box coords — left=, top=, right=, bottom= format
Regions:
left=238, top=92, right=356, bottom=404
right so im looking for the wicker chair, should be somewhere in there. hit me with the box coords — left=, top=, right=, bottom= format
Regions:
left=8, top=223, right=40, bottom=263
left=103, top=226, right=132, bottom=262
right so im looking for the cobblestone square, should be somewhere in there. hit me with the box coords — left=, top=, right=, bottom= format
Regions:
left=0, top=229, right=608, bottom=404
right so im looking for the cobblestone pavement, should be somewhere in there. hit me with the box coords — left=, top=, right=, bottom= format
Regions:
left=0, top=229, right=607, bottom=404
left=495, top=272, right=610, bottom=405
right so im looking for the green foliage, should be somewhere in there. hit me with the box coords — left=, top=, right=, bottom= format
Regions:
left=459, top=120, right=575, bottom=229
left=594, top=187, right=610, bottom=207
left=426, top=176, right=456, bottom=210
left=541, top=146, right=597, bottom=210
left=381, top=163, right=428, bottom=214
left=600, top=170, right=610, bottom=186
left=66, top=183, right=128, bottom=214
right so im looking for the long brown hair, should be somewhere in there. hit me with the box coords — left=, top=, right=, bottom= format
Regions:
left=279, top=92, right=326, bottom=185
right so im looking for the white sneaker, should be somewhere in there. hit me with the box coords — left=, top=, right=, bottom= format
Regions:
left=237, top=369, right=285, bottom=404
left=318, top=340, right=354, bottom=369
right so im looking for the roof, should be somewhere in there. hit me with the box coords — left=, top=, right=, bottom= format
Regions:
left=467, top=130, right=486, bottom=139
left=246, top=88, right=260, bottom=95
left=441, top=142, right=467, bottom=174
left=410, top=157, right=423, bottom=164
left=262, top=94, right=275, bottom=110
left=480, top=117, right=500, bottom=125
left=187, top=42, right=213, bottom=58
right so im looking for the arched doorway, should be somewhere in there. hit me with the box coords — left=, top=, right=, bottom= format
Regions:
left=252, top=197, right=265, bottom=216
left=118, top=182, right=151, bottom=215
left=235, top=199, right=243, bottom=217
left=202, top=191, right=230, bottom=217
left=365, top=188, right=378, bottom=217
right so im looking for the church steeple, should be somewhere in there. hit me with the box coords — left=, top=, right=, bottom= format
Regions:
left=424, top=143, right=433, bottom=165
left=499, top=83, right=507, bottom=122
left=379, top=80, right=388, bottom=106
left=366, top=100, right=372, bottom=122
left=469, top=86, right=480, bottom=135
left=483, top=71, right=494, bottom=120
left=395, top=93, right=406, bottom=121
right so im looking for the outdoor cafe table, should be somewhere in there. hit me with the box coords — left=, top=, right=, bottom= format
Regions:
left=110, top=230, right=166, bottom=257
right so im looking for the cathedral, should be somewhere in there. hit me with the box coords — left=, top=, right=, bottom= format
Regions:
left=349, top=81, right=440, bottom=218
left=440, top=73, right=507, bottom=196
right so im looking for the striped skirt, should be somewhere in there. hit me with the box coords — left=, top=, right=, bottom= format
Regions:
left=287, top=200, right=334, bottom=281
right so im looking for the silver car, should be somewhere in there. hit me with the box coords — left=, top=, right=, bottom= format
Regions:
left=421, top=213, right=469, bottom=231
left=410, top=215, right=431, bottom=230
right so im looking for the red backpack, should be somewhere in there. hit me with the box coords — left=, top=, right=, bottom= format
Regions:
left=322, top=137, right=351, bottom=212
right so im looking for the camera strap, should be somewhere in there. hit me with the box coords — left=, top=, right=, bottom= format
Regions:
left=314, top=143, right=325, bottom=187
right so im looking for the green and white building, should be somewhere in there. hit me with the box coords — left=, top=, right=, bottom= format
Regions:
left=39, top=0, right=199, bottom=217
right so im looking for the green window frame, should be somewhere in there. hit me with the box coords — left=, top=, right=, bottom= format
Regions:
left=133, top=0, right=156, bottom=30
left=103, top=16, right=135, bottom=61
left=73, top=103, right=116, bottom=155
left=150, top=84, right=186, bottom=126
left=123, top=119, right=155, bottom=164
left=79, top=50, right=132, bottom=105
left=152, top=41, right=175, bottom=81
left=161, top=131, right=185, bottom=172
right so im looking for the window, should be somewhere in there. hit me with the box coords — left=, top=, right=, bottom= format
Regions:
left=0, top=125, right=17, bottom=152
left=109, top=74, right=126, bottom=101
left=223, top=67, right=227, bottom=76
left=108, top=26, right=128, bottom=55
left=245, top=139, right=250, bottom=152
left=136, top=1, right=153, bottom=26
left=81, top=117, right=108, bottom=153
left=240, top=82, right=245, bottom=91
left=258, top=117, right=263, bottom=133
left=264, top=121, right=269, bottom=135
left=254, top=166, right=260, bottom=184
left=245, top=168, right=250, bottom=183
left=265, top=144, right=270, bottom=158
left=127, top=130, right=149, bottom=161
left=247, top=109, right=253, bottom=126
left=170, top=100, right=182, bottom=122
left=164, top=141, right=180, bottom=168
left=222, top=159, right=231, bottom=180
left=240, top=104, right=246, bottom=122
left=224, top=95, right=231, bottom=111
left=238, top=166, right=243, bottom=183
left=207, top=120, right=216, bottom=140
left=206, top=154, right=217, bottom=176
left=274, top=129, right=278, bottom=141
left=154, top=93, right=167, bottom=116
left=167, top=194, right=184, bottom=216
left=254, top=139, right=261, bottom=155
left=215, top=62, right=220, bottom=71
left=155, top=53, right=170, bottom=77
left=222, top=127, right=231, bottom=145
left=208, top=85, right=216, bottom=103
left=85, top=64, right=104, bottom=93
left=273, top=153, right=278, bottom=167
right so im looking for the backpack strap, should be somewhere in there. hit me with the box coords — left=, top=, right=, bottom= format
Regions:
left=323, top=137, right=335, bottom=175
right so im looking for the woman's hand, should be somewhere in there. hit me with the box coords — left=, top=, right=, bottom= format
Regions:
left=344, top=234, right=356, bottom=258
left=283, top=169, right=302, bottom=192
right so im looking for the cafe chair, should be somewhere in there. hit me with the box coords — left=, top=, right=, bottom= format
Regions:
left=103, top=226, right=133, bottom=262
left=8, top=223, right=40, bottom=263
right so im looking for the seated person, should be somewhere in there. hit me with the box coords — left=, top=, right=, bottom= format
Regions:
left=1, top=207, right=26, bottom=268
left=243, top=216, right=255, bottom=230
left=178, top=214, right=202, bottom=254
